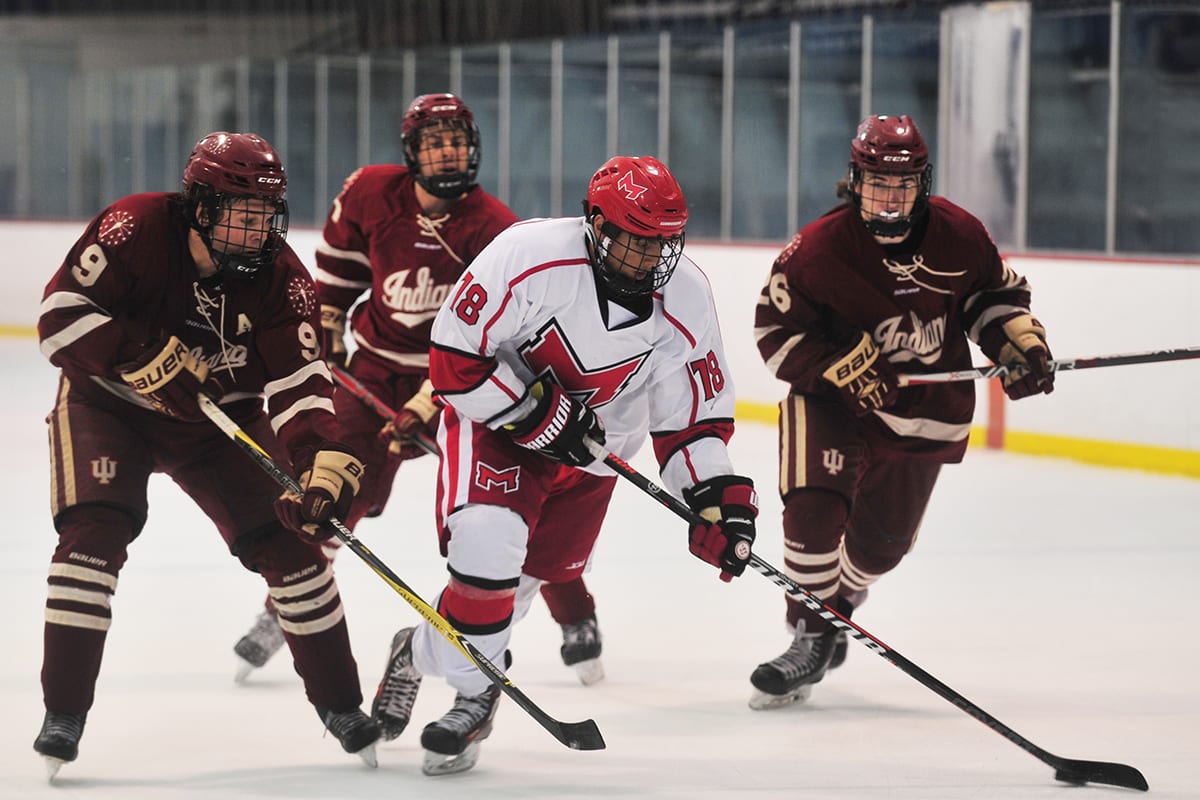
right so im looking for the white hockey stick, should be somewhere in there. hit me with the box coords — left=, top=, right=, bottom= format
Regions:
left=897, top=344, right=1200, bottom=386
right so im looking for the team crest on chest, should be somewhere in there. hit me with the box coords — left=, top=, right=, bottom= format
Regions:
left=519, top=319, right=650, bottom=407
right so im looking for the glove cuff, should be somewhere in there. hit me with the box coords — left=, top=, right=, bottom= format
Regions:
left=402, top=378, right=440, bottom=425
left=822, top=332, right=882, bottom=387
left=119, top=335, right=209, bottom=393
left=683, top=475, right=759, bottom=518
left=310, top=443, right=364, bottom=496
left=320, top=304, right=346, bottom=335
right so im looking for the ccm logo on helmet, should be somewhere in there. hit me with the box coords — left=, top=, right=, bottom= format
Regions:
left=258, top=176, right=284, bottom=185
left=882, top=155, right=912, bottom=162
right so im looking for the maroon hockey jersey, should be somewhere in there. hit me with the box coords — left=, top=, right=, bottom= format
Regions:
left=314, top=165, right=518, bottom=373
left=755, top=196, right=1036, bottom=461
left=38, top=192, right=339, bottom=469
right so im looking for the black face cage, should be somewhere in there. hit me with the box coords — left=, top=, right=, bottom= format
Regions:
left=589, top=217, right=685, bottom=299
left=848, top=163, right=932, bottom=238
left=186, top=187, right=289, bottom=279
left=404, top=119, right=482, bottom=199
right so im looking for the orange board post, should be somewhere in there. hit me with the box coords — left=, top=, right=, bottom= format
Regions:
left=987, top=379, right=1006, bottom=449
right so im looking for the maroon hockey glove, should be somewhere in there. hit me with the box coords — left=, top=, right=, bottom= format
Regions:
left=504, top=378, right=606, bottom=467
left=993, top=314, right=1054, bottom=400
left=378, top=378, right=440, bottom=458
left=274, top=444, right=364, bottom=540
left=821, top=331, right=898, bottom=415
left=320, top=304, right=348, bottom=370
left=118, top=334, right=222, bottom=421
left=682, top=475, right=758, bottom=582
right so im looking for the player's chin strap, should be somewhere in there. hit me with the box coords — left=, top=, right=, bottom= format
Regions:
left=897, top=344, right=1200, bottom=386
left=197, top=394, right=604, bottom=753
left=326, top=364, right=438, bottom=456
left=585, top=439, right=1148, bottom=793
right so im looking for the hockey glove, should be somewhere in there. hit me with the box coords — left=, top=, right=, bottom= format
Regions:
left=682, top=475, right=758, bottom=582
left=274, top=444, right=364, bottom=540
left=504, top=378, right=605, bottom=467
left=320, top=304, right=348, bottom=370
left=993, top=314, right=1054, bottom=400
left=118, top=334, right=222, bottom=421
left=379, top=378, right=440, bottom=458
left=821, top=331, right=898, bottom=415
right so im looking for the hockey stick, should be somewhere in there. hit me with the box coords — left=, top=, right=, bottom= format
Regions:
left=898, top=344, right=1200, bottom=386
left=587, top=441, right=1147, bottom=792
left=328, top=363, right=439, bottom=456
left=198, top=395, right=605, bottom=752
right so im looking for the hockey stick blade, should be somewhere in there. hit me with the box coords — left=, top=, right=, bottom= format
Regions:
left=329, top=363, right=439, bottom=455
left=898, top=344, right=1200, bottom=386
left=590, top=442, right=1147, bottom=791
left=199, top=395, right=604, bottom=752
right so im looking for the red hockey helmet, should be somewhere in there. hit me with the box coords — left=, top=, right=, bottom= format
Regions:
left=402, top=93, right=481, bottom=199
left=182, top=132, right=289, bottom=279
left=583, top=155, right=688, bottom=298
left=847, top=115, right=932, bottom=237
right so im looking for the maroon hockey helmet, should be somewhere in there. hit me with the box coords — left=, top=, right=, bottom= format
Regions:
left=583, top=155, right=688, bottom=298
left=402, top=93, right=481, bottom=199
left=847, top=115, right=933, bottom=237
left=182, top=132, right=289, bottom=279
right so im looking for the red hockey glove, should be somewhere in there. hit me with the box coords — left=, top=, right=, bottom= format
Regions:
left=504, top=378, right=605, bottom=467
left=682, top=475, right=758, bottom=582
left=118, top=334, right=222, bottom=421
left=379, top=378, right=440, bottom=458
left=274, top=444, right=364, bottom=540
left=821, top=331, right=898, bottom=415
left=994, top=314, right=1054, bottom=400
left=320, top=304, right=348, bottom=370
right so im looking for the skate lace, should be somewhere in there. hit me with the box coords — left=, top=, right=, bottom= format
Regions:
left=246, top=611, right=284, bottom=647
left=377, top=638, right=422, bottom=719
left=767, top=634, right=829, bottom=680
left=40, top=713, right=85, bottom=743
left=433, top=687, right=499, bottom=735
left=562, top=618, right=599, bottom=649
left=323, top=709, right=371, bottom=741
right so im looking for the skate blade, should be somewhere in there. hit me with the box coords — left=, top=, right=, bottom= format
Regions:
left=422, top=741, right=481, bottom=776
left=233, top=657, right=257, bottom=684
left=356, top=743, right=378, bottom=769
left=748, top=684, right=812, bottom=711
left=572, top=658, right=605, bottom=686
left=43, top=756, right=66, bottom=782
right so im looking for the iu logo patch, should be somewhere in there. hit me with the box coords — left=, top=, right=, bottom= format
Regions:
left=475, top=462, right=520, bottom=494
left=821, top=448, right=845, bottom=476
left=92, top=456, right=118, bottom=485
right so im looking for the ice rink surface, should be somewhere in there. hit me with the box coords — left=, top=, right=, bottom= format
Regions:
left=1, top=336, right=1196, bottom=799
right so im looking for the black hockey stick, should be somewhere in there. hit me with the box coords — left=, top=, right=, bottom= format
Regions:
left=328, top=363, right=439, bottom=456
left=587, top=441, right=1147, bottom=791
left=898, top=344, right=1200, bottom=386
left=199, top=395, right=605, bottom=752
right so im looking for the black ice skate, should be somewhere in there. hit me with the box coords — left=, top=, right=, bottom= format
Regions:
left=371, top=626, right=423, bottom=741
left=748, top=624, right=841, bottom=710
left=233, top=608, right=285, bottom=682
left=33, top=711, right=86, bottom=781
left=419, top=684, right=502, bottom=776
left=830, top=629, right=849, bottom=670
left=560, top=613, right=604, bottom=686
left=317, top=707, right=381, bottom=767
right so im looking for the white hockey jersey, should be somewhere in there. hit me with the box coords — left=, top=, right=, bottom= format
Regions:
left=429, top=215, right=737, bottom=495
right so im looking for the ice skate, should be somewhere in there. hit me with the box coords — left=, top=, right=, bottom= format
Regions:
left=317, top=707, right=381, bottom=767
left=829, top=629, right=849, bottom=670
left=748, top=624, right=841, bottom=710
left=33, top=711, right=86, bottom=782
left=233, top=608, right=285, bottom=682
left=420, top=684, right=501, bottom=776
left=560, top=613, right=604, bottom=685
left=371, top=626, right=423, bottom=741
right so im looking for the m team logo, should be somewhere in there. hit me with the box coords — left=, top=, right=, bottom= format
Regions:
left=617, top=170, right=648, bottom=201
left=475, top=462, right=520, bottom=494
left=519, top=319, right=649, bottom=408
